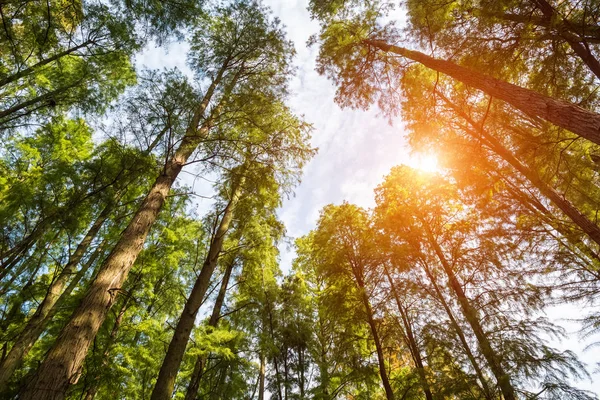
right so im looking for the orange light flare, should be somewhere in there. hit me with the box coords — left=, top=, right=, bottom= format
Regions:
left=407, top=152, right=440, bottom=173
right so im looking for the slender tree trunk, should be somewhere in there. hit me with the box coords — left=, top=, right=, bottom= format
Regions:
left=423, top=226, right=517, bottom=400
left=420, top=261, right=493, bottom=400
left=258, top=353, right=266, bottom=400
left=0, top=203, right=112, bottom=388
left=0, top=40, right=92, bottom=88
left=481, top=9, right=600, bottom=43
left=151, top=176, right=245, bottom=400
left=364, top=39, right=600, bottom=145
left=19, top=60, right=231, bottom=400
left=351, top=266, right=395, bottom=400
left=0, top=80, right=80, bottom=120
left=184, top=258, right=236, bottom=400
left=383, top=266, right=432, bottom=400
left=529, top=0, right=600, bottom=79
left=438, top=90, right=600, bottom=249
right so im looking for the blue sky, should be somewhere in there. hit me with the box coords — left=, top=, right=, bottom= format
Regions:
left=136, top=0, right=600, bottom=394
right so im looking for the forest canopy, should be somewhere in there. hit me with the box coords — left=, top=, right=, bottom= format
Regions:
left=1, top=0, right=600, bottom=399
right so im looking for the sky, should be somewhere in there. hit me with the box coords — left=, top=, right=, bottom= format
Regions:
left=136, top=0, right=600, bottom=394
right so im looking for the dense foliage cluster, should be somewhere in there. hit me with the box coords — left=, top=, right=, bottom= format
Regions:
left=1, top=0, right=600, bottom=399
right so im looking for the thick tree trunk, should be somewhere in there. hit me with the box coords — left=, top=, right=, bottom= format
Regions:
left=82, top=286, right=135, bottom=400
left=151, top=177, right=244, bottom=400
left=438, top=91, right=600, bottom=249
left=0, top=204, right=111, bottom=388
left=383, top=266, right=432, bottom=400
left=19, top=61, right=229, bottom=400
left=364, top=39, right=600, bottom=145
left=424, top=227, right=517, bottom=400
left=184, top=258, right=236, bottom=400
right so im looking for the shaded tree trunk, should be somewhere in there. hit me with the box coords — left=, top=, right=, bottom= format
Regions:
left=19, top=59, right=231, bottom=400
left=184, top=257, right=236, bottom=400
left=151, top=176, right=245, bottom=400
left=529, top=0, right=600, bottom=79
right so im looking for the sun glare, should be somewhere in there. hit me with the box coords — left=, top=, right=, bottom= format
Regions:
left=410, top=153, right=439, bottom=173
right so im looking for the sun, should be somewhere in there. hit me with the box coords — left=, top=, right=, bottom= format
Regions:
left=410, top=153, right=439, bottom=173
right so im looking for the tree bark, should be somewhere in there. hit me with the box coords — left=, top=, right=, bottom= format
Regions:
left=364, top=39, right=600, bottom=145
left=151, top=176, right=245, bottom=400
left=184, top=257, right=236, bottom=400
left=423, top=226, right=517, bottom=400
left=0, top=203, right=111, bottom=388
left=19, top=60, right=230, bottom=400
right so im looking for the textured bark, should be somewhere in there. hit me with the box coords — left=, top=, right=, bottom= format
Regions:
left=424, top=226, right=516, bottom=400
left=438, top=91, right=600, bottom=249
left=383, top=266, right=432, bottom=400
left=365, top=39, right=600, bottom=145
left=184, top=258, right=235, bottom=400
left=0, top=204, right=111, bottom=388
left=19, top=61, right=229, bottom=400
left=151, top=177, right=244, bottom=400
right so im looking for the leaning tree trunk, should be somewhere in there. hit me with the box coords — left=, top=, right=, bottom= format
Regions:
left=438, top=91, right=600, bottom=249
left=352, top=269, right=395, bottom=400
left=364, top=39, right=600, bottom=146
left=0, top=202, right=112, bottom=388
left=185, top=257, right=236, bottom=400
left=423, top=226, right=517, bottom=400
left=19, top=59, right=232, bottom=400
left=383, top=266, right=433, bottom=400
left=529, top=0, right=600, bottom=80
left=151, top=176, right=245, bottom=400
left=420, top=261, right=494, bottom=400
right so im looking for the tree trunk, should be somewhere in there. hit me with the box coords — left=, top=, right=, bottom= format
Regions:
left=184, top=257, right=236, bottom=400
left=530, top=0, right=600, bottom=79
left=423, top=226, right=517, bottom=400
left=19, top=60, right=230, bottom=400
left=151, top=176, right=245, bottom=400
left=0, top=40, right=92, bottom=88
left=383, top=266, right=432, bottom=400
left=0, top=80, right=80, bottom=120
left=0, top=203, right=111, bottom=387
left=438, top=90, right=600, bottom=249
left=258, top=353, right=266, bottom=400
left=364, top=39, right=600, bottom=145
left=420, top=261, right=494, bottom=400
